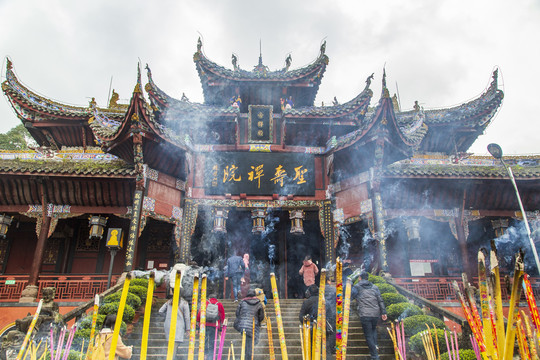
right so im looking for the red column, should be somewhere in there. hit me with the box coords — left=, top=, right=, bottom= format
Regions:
left=28, top=214, right=52, bottom=285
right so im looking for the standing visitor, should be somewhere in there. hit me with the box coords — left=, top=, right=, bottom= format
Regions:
left=352, top=272, right=387, bottom=360
left=241, top=253, right=250, bottom=297
left=197, top=293, right=225, bottom=360
left=96, top=314, right=133, bottom=360
left=159, top=293, right=190, bottom=359
left=234, top=289, right=265, bottom=359
left=299, top=255, right=319, bottom=296
left=225, top=252, right=246, bottom=302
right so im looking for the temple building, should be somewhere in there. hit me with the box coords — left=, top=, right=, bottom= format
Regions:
left=1, top=40, right=539, bottom=308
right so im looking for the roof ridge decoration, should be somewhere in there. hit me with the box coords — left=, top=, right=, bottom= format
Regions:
left=282, top=75, right=373, bottom=119
left=396, top=69, right=503, bottom=128
left=145, top=63, right=240, bottom=118
left=2, top=58, right=126, bottom=120
left=193, top=38, right=329, bottom=81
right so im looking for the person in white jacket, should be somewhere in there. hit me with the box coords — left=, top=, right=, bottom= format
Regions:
left=159, top=294, right=190, bottom=359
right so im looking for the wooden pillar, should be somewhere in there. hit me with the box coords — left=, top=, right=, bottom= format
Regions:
left=455, top=216, right=472, bottom=278
left=124, top=189, right=144, bottom=271
left=319, top=200, right=335, bottom=269
left=28, top=213, right=51, bottom=286
left=20, top=181, right=52, bottom=302
left=178, top=200, right=198, bottom=264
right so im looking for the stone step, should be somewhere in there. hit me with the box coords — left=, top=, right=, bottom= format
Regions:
left=125, top=299, right=396, bottom=360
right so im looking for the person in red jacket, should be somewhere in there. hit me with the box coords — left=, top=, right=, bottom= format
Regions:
left=299, top=255, right=319, bottom=296
left=197, top=294, right=226, bottom=359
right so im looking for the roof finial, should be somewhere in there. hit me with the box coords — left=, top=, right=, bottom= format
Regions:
left=6, top=57, right=13, bottom=71
left=381, top=66, right=390, bottom=98
left=258, top=39, right=263, bottom=67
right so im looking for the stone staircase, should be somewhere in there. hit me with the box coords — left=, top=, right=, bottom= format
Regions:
left=125, top=299, right=395, bottom=360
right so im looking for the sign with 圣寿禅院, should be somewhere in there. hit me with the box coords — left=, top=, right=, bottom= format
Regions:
left=204, top=152, right=315, bottom=196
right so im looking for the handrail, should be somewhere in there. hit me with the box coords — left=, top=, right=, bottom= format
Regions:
left=387, top=278, right=468, bottom=329
left=62, top=280, right=124, bottom=323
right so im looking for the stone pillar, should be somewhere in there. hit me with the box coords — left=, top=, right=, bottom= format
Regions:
left=372, top=191, right=388, bottom=272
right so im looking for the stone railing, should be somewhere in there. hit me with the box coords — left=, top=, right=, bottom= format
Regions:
left=0, top=274, right=120, bottom=302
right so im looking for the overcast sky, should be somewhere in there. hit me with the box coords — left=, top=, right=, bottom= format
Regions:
left=1, top=0, right=538, bottom=155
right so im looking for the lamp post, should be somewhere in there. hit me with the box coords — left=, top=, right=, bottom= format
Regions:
left=487, top=143, right=540, bottom=274
left=105, top=228, right=124, bottom=288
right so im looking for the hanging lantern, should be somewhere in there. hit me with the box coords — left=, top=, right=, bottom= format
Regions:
left=212, top=208, right=229, bottom=233
left=491, top=218, right=509, bottom=238
left=252, top=208, right=266, bottom=233
left=89, top=215, right=108, bottom=239
left=403, top=217, right=421, bottom=241
left=289, top=210, right=305, bottom=234
left=0, top=214, right=13, bottom=238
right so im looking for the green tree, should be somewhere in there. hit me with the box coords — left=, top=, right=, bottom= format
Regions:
left=0, top=124, right=34, bottom=150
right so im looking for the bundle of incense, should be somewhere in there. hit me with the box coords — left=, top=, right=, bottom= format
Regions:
left=453, top=327, right=460, bottom=360
left=321, top=298, right=327, bottom=360
left=490, top=240, right=505, bottom=354
left=84, top=295, right=100, bottom=360
left=187, top=276, right=200, bottom=360
left=79, top=340, right=84, bottom=360
left=478, top=250, right=497, bottom=359
left=303, top=318, right=310, bottom=360
left=335, top=258, right=343, bottom=360
left=16, top=299, right=43, bottom=360
left=471, top=334, right=481, bottom=360
left=227, top=345, right=232, bottom=360
left=452, top=280, right=487, bottom=358
left=240, top=330, right=246, bottom=360
left=521, top=311, right=538, bottom=359
left=395, top=321, right=403, bottom=359
left=517, top=314, right=531, bottom=359
left=449, top=329, right=457, bottom=360
left=401, top=321, right=406, bottom=358
left=218, top=319, right=229, bottom=360
left=426, top=324, right=439, bottom=360
left=251, top=317, right=255, bottom=360
left=61, top=325, right=77, bottom=360
left=231, top=341, right=236, bottom=360
left=109, top=273, right=132, bottom=360
left=54, top=327, right=66, bottom=360
left=462, top=273, right=485, bottom=342
left=522, top=274, right=540, bottom=335
left=266, top=317, right=275, bottom=360
left=166, top=271, right=181, bottom=360
left=502, top=252, right=524, bottom=360
left=420, top=330, right=435, bottom=360
left=444, top=330, right=453, bottom=360
left=213, top=320, right=220, bottom=360
left=386, top=324, right=403, bottom=360
left=140, top=272, right=155, bottom=360
left=311, top=319, right=316, bottom=360
left=50, top=324, right=55, bottom=359
left=341, top=279, right=352, bottom=360
left=314, top=269, right=327, bottom=360
left=270, top=273, right=288, bottom=360
left=299, top=326, right=305, bottom=360
left=198, top=275, right=208, bottom=360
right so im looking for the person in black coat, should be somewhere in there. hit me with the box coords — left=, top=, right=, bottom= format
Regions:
left=298, top=285, right=319, bottom=323
left=234, top=289, right=264, bottom=359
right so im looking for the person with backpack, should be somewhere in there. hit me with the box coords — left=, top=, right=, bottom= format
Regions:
left=225, top=252, right=245, bottom=302
left=159, top=292, right=190, bottom=359
left=95, top=314, right=132, bottom=360
left=197, top=293, right=225, bottom=359
left=352, top=271, right=387, bottom=360
left=234, top=289, right=264, bottom=359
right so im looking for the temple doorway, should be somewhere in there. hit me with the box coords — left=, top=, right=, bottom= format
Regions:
left=189, top=208, right=323, bottom=299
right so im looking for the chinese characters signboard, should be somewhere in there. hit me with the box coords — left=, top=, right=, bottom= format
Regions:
left=248, top=105, right=273, bottom=143
left=205, top=152, right=315, bottom=196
